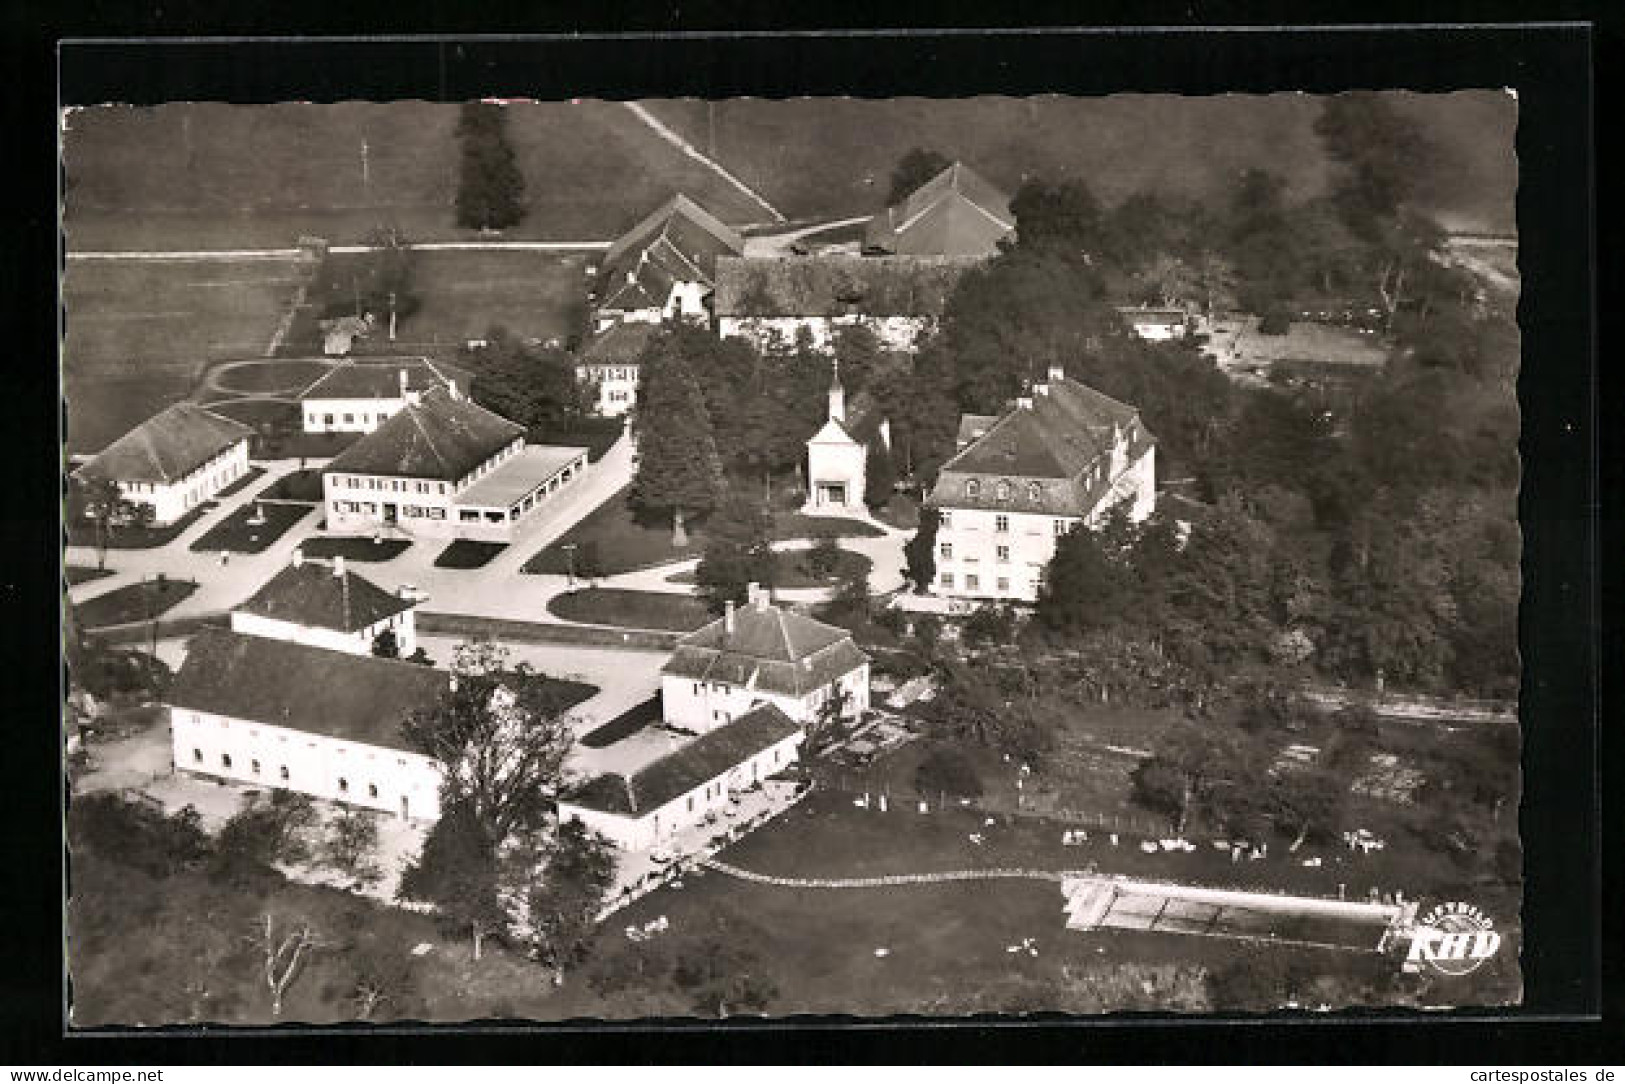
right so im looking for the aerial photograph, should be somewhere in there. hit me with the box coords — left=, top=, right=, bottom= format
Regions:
left=61, top=90, right=1523, bottom=1024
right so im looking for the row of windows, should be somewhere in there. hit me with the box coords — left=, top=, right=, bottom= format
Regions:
left=333, top=475, right=448, bottom=496
left=309, top=409, right=394, bottom=428
left=585, top=366, right=640, bottom=382
left=941, top=543, right=1019, bottom=562
left=191, top=749, right=382, bottom=798
left=937, top=572, right=1042, bottom=594
left=964, top=479, right=1048, bottom=503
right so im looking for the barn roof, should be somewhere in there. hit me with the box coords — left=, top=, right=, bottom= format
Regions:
left=577, top=320, right=660, bottom=365
left=713, top=255, right=978, bottom=319
left=323, top=387, right=523, bottom=482
left=167, top=629, right=448, bottom=752
left=298, top=357, right=473, bottom=401
left=597, top=195, right=745, bottom=315
left=563, top=703, right=801, bottom=816
left=234, top=559, right=416, bottom=633
left=864, top=162, right=1015, bottom=258
left=72, top=402, right=253, bottom=487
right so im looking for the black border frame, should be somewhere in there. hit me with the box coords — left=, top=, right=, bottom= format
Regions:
left=3, top=12, right=1609, bottom=1065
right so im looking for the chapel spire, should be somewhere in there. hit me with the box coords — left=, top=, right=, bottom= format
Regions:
left=828, top=359, right=845, bottom=424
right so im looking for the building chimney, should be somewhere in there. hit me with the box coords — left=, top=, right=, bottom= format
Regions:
left=332, top=555, right=346, bottom=579
left=399, top=369, right=409, bottom=397
left=1047, top=364, right=1065, bottom=382
left=447, top=379, right=460, bottom=401
left=1015, top=395, right=1034, bottom=411
left=878, top=416, right=892, bottom=451
left=627, top=269, right=637, bottom=285
left=724, top=599, right=736, bottom=636
left=291, top=548, right=303, bottom=568
left=1032, top=381, right=1050, bottom=397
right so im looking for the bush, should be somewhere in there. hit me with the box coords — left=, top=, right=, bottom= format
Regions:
left=68, top=794, right=210, bottom=879
left=1258, top=309, right=1292, bottom=335
left=913, top=746, right=984, bottom=800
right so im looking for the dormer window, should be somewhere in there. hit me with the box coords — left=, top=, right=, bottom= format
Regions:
left=965, top=480, right=981, bottom=499
left=995, top=481, right=1011, bottom=502
left=1028, top=482, right=1042, bottom=502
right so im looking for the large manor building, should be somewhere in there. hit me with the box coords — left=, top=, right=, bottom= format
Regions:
left=927, top=366, right=1157, bottom=605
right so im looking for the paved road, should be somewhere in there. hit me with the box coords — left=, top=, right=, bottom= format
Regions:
left=67, top=240, right=611, bottom=261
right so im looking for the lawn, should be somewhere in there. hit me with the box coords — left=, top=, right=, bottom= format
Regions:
left=389, top=250, right=592, bottom=353
left=547, top=587, right=712, bottom=633
left=187, top=502, right=311, bottom=554
left=206, top=358, right=331, bottom=396
left=256, top=468, right=326, bottom=503
left=62, top=257, right=307, bottom=454
left=433, top=540, right=507, bottom=569
left=579, top=694, right=663, bottom=749
left=524, top=487, right=883, bottom=577
left=75, top=578, right=198, bottom=629
left=297, top=536, right=412, bottom=562
left=64, top=501, right=216, bottom=550
left=65, top=565, right=113, bottom=586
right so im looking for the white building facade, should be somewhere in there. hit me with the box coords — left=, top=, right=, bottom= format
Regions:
left=299, top=359, right=473, bottom=434
left=803, top=368, right=870, bottom=515
left=72, top=403, right=254, bottom=526
left=928, top=367, right=1157, bottom=606
left=228, top=553, right=419, bottom=657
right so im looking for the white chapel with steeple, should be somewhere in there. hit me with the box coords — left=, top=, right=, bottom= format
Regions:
left=803, top=362, right=871, bottom=515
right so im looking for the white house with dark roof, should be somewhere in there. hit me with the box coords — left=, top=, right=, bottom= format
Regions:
left=927, top=366, right=1157, bottom=605
left=1116, top=305, right=1193, bottom=342
left=166, top=628, right=451, bottom=822
left=661, top=585, right=870, bottom=734
left=297, top=357, right=474, bottom=434
left=574, top=320, right=658, bottom=417
left=593, top=194, right=745, bottom=331
left=320, top=385, right=587, bottom=541
left=557, top=702, right=804, bottom=852
left=803, top=363, right=891, bottom=516
left=863, top=161, right=1016, bottom=259
left=230, top=551, right=420, bottom=657
left=714, top=254, right=979, bottom=353
left=70, top=402, right=253, bottom=526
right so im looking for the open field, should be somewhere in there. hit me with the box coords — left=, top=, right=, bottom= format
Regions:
left=62, top=100, right=770, bottom=252
left=393, top=250, right=592, bottom=351
left=645, top=91, right=1516, bottom=234
left=62, top=257, right=306, bottom=454
left=76, top=579, right=198, bottom=629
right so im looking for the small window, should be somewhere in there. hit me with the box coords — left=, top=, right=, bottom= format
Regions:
left=1054, top=519, right=1068, bottom=536
left=368, top=783, right=379, bottom=799
left=965, top=480, right=981, bottom=498
left=966, top=574, right=981, bottom=591
left=996, top=481, right=1011, bottom=501
left=997, top=577, right=1010, bottom=593
left=938, top=572, right=955, bottom=588
left=221, top=753, right=233, bottom=769
left=343, top=413, right=354, bottom=424
left=1028, top=482, right=1042, bottom=502
left=995, top=515, right=1010, bottom=533
left=997, top=545, right=1010, bottom=562
left=338, top=778, right=349, bottom=794
left=280, top=766, right=290, bottom=781
left=939, top=542, right=953, bottom=560
left=192, top=748, right=203, bottom=764
left=251, top=759, right=261, bottom=775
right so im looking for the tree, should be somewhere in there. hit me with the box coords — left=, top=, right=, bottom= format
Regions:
left=1131, top=722, right=1251, bottom=835
left=801, top=684, right=852, bottom=757
left=1269, top=769, right=1346, bottom=852
left=887, top=147, right=952, bottom=205
left=1036, top=519, right=1135, bottom=638
left=398, top=800, right=506, bottom=961
left=463, top=326, right=588, bottom=430
left=523, top=819, right=618, bottom=985
left=629, top=332, right=726, bottom=544
left=863, top=440, right=898, bottom=511
left=344, top=930, right=420, bottom=1021
left=371, top=627, right=401, bottom=659
left=1010, top=178, right=1105, bottom=255
left=325, top=809, right=382, bottom=886
left=255, top=911, right=328, bottom=1018
left=961, top=604, right=1016, bottom=652
left=903, top=506, right=940, bottom=593
left=455, top=103, right=526, bottom=230
left=671, top=912, right=779, bottom=1017
left=804, top=533, right=842, bottom=579
left=81, top=477, right=124, bottom=571
left=209, top=792, right=318, bottom=885
left=402, top=641, right=577, bottom=842
left=694, top=490, right=775, bottom=614
left=1314, top=92, right=1436, bottom=235
left=68, top=793, right=208, bottom=879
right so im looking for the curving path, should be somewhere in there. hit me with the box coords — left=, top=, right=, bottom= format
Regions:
left=702, top=857, right=1085, bottom=889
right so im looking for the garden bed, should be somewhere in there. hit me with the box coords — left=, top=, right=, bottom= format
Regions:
left=187, top=502, right=310, bottom=555
left=64, top=501, right=216, bottom=550
left=433, top=539, right=507, bottom=569
left=75, top=578, right=198, bottom=629
left=579, top=694, right=663, bottom=749
left=666, top=547, right=872, bottom=589
left=546, top=587, right=711, bottom=633
left=65, top=565, right=114, bottom=586
left=296, top=536, right=412, bottom=562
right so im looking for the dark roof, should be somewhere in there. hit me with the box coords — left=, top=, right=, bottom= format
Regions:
left=72, top=403, right=252, bottom=486
left=167, top=629, right=448, bottom=752
left=577, top=320, right=660, bottom=365
left=929, top=377, right=1156, bottom=516
left=298, top=357, right=473, bottom=401
left=661, top=599, right=869, bottom=699
left=323, top=387, right=523, bottom=481
left=864, top=162, right=1014, bottom=257
left=234, top=559, right=416, bottom=633
left=713, top=255, right=979, bottom=319
left=565, top=703, right=801, bottom=816
left=597, top=195, right=745, bottom=315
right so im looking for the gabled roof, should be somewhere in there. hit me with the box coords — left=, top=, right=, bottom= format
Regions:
left=713, top=255, right=979, bottom=319
left=864, top=162, right=1015, bottom=258
left=661, top=598, right=869, bottom=699
left=234, top=559, right=415, bottom=633
left=597, top=195, right=745, bottom=315
left=323, top=387, right=524, bottom=482
left=576, top=320, right=660, bottom=365
left=807, top=416, right=859, bottom=446
left=72, top=402, right=253, bottom=486
left=167, top=628, right=449, bottom=752
left=563, top=703, right=801, bottom=817
left=928, top=376, right=1155, bottom=516
left=297, top=357, right=473, bottom=402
